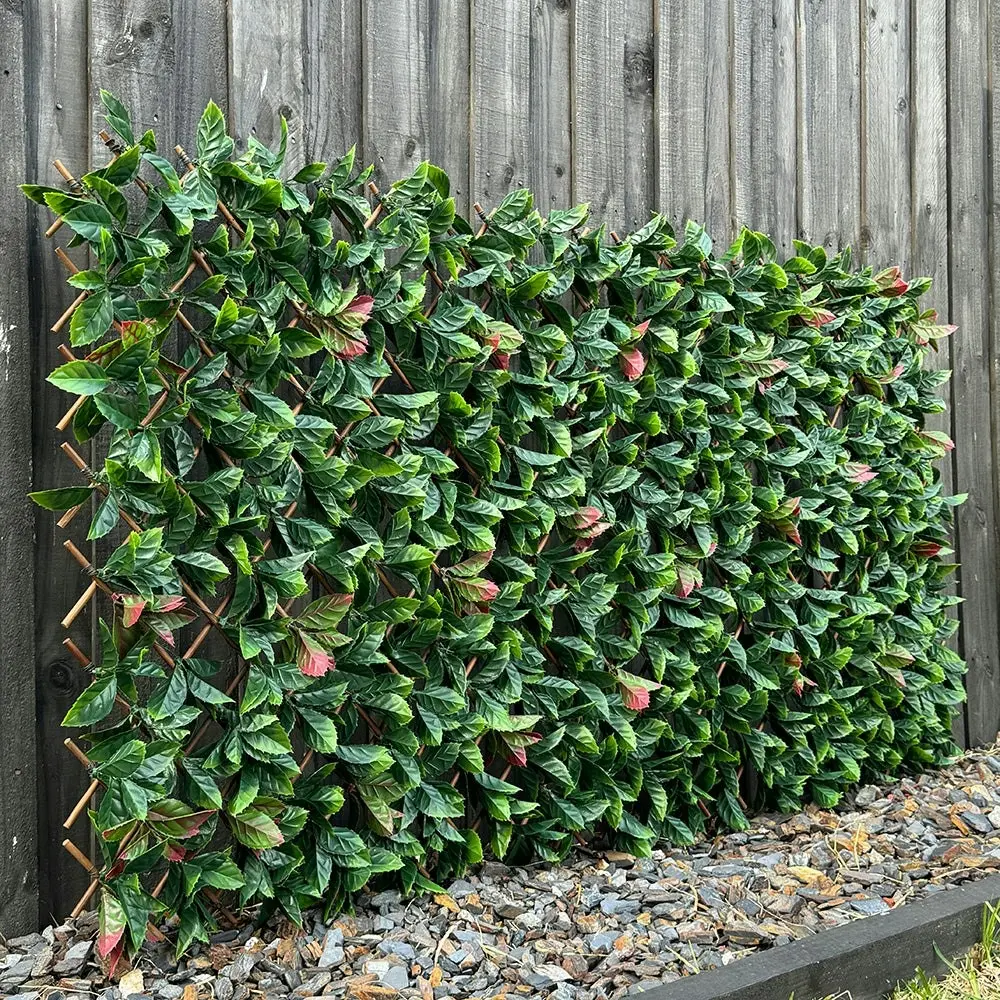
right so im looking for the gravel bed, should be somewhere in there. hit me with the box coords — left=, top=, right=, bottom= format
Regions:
left=6, top=744, right=1000, bottom=1000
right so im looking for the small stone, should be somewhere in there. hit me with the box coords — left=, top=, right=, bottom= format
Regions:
left=447, top=879, right=476, bottom=899
left=963, top=811, right=994, bottom=835
left=318, top=929, right=344, bottom=968
left=372, top=915, right=395, bottom=933
left=380, top=965, right=410, bottom=990
left=229, top=951, right=257, bottom=985
left=587, top=932, right=618, bottom=955
left=763, top=893, right=804, bottom=917
left=850, top=898, right=891, bottom=916
left=52, top=941, right=92, bottom=976
left=521, top=964, right=571, bottom=988
left=213, top=980, right=234, bottom=1000
left=855, top=786, right=879, bottom=807
left=493, top=901, right=526, bottom=920
left=561, top=954, right=590, bottom=979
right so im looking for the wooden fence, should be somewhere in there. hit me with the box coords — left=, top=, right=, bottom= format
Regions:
left=0, top=0, right=997, bottom=935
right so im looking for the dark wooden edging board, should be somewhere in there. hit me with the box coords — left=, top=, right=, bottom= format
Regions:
left=647, top=874, right=1000, bottom=1000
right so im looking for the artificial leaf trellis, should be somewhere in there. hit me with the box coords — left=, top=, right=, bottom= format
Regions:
left=27, top=93, right=964, bottom=962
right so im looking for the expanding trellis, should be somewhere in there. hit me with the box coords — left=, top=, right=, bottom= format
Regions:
left=25, top=93, right=964, bottom=967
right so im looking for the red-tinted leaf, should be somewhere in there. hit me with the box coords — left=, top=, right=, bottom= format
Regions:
left=98, top=889, right=127, bottom=958
left=620, top=347, right=645, bottom=380
left=632, top=319, right=650, bottom=338
left=452, top=577, right=500, bottom=603
left=568, top=506, right=604, bottom=530
left=912, top=540, right=943, bottom=558
left=805, top=308, right=836, bottom=327
left=621, top=683, right=650, bottom=712
left=297, top=633, right=335, bottom=678
left=146, top=799, right=216, bottom=840
left=845, top=462, right=877, bottom=484
left=447, top=550, right=494, bottom=578
left=345, top=294, right=374, bottom=321
left=494, top=352, right=511, bottom=370
left=121, top=594, right=146, bottom=628
left=572, top=521, right=611, bottom=551
left=674, top=563, right=703, bottom=598
left=153, top=594, right=186, bottom=612
left=505, top=745, right=527, bottom=767
left=875, top=266, right=909, bottom=297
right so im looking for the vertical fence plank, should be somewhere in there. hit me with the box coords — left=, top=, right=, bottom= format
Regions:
left=622, top=0, right=656, bottom=230
left=655, top=0, right=732, bottom=243
left=302, top=1, right=363, bottom=166
left=862, top=0, right=911, bottom=267
left=426, top=0, right=471, bottom=216
left=24, top=0, right=94, bottom=920
left=230, top=2, right=305, bottom=162
left=471, top=1, right=530, bottom=210
left=798, top=0, right=862, bottom=252
left=231, top=2, right=363, bottom=182
left=362, top=1, right=470, bottom=209
left=89, top=0, right=229, bottom=158
left=951, top=0, right=999, bottom=745
left=572, top=0, right=626, bottom=230
left=0, top=3, right=38, bottom=937
left=911, top=1, right=963, bottom=746
left=529, top=0, right=572, bottom=216
left=363, top=1, right=429, bottom=194
left=732, top=0, right=797, bottom=252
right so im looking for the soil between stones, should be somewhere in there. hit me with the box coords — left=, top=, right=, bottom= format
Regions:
left=5, top=743, right=1000, bottom=1000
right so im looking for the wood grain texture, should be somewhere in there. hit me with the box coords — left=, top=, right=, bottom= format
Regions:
left=303, top=1, right=363, bottom=165
left=0, top=0, right=39, bottom=937
left=798, top=0, right=862, bottom=252
left=23, top=0, right=94, bottom=922
left=910, top=0, right=962, bottom=746
left=471, top=0, right=531, bottom=209
left=951, top=0, right=999, bottom=746
left=862, top=0, right=911, bottom=266
left=230, top=0, right=306, bottom=162
left=363, top=0, right=431, bottom=194
left=364, top=0, right=473, bottom=211
left=622, top=0, right=655, bottom=231
left=732, top=0, right=797, bottom=252
left=655, top=0, right=732, bottom=244
left=88, top=0, right=229, bottom=159
left=529, top=0, right=572, bottom=216
left=572, top=0, right=626, bottom=230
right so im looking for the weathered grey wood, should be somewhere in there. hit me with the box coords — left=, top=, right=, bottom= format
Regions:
left=798, top=0, right=862, bottom=252
left=621, top=0, right=655, bottom=232
left=910, top=1, right=963, bottom=746
left=23, top=0, right=95, bottom=921
left=425, top=0, right=471, bottom=217
left=528, top=0, right=572, bottom=216
left=952, top=0, right=999, bottom=746
left=732, top=0, right=797, bottom=253
left=655, top=0, right=732, bottom=244
left=862, top=0, right=911, bottom=267
left=88, top=0, right=229, bottom=159
left=362, top=0, right=471, bottom=212
left=650, top=874, right=1000, bottom=1000
left=230, top=1, right=307, bottom=163
left=304, top=1, right=363, bottom=167
left=471, top=0, right=530, bottom=209
left=363, top=0, right=427, bottom=191
left=572, top=0, right=626, bottom=230
left=0, top=1, right=38, bottom=937
left=232, top=0, right=364, bottom=175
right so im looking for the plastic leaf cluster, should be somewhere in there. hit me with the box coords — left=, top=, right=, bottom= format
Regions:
left=25, top=94, right=964, bottom=963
